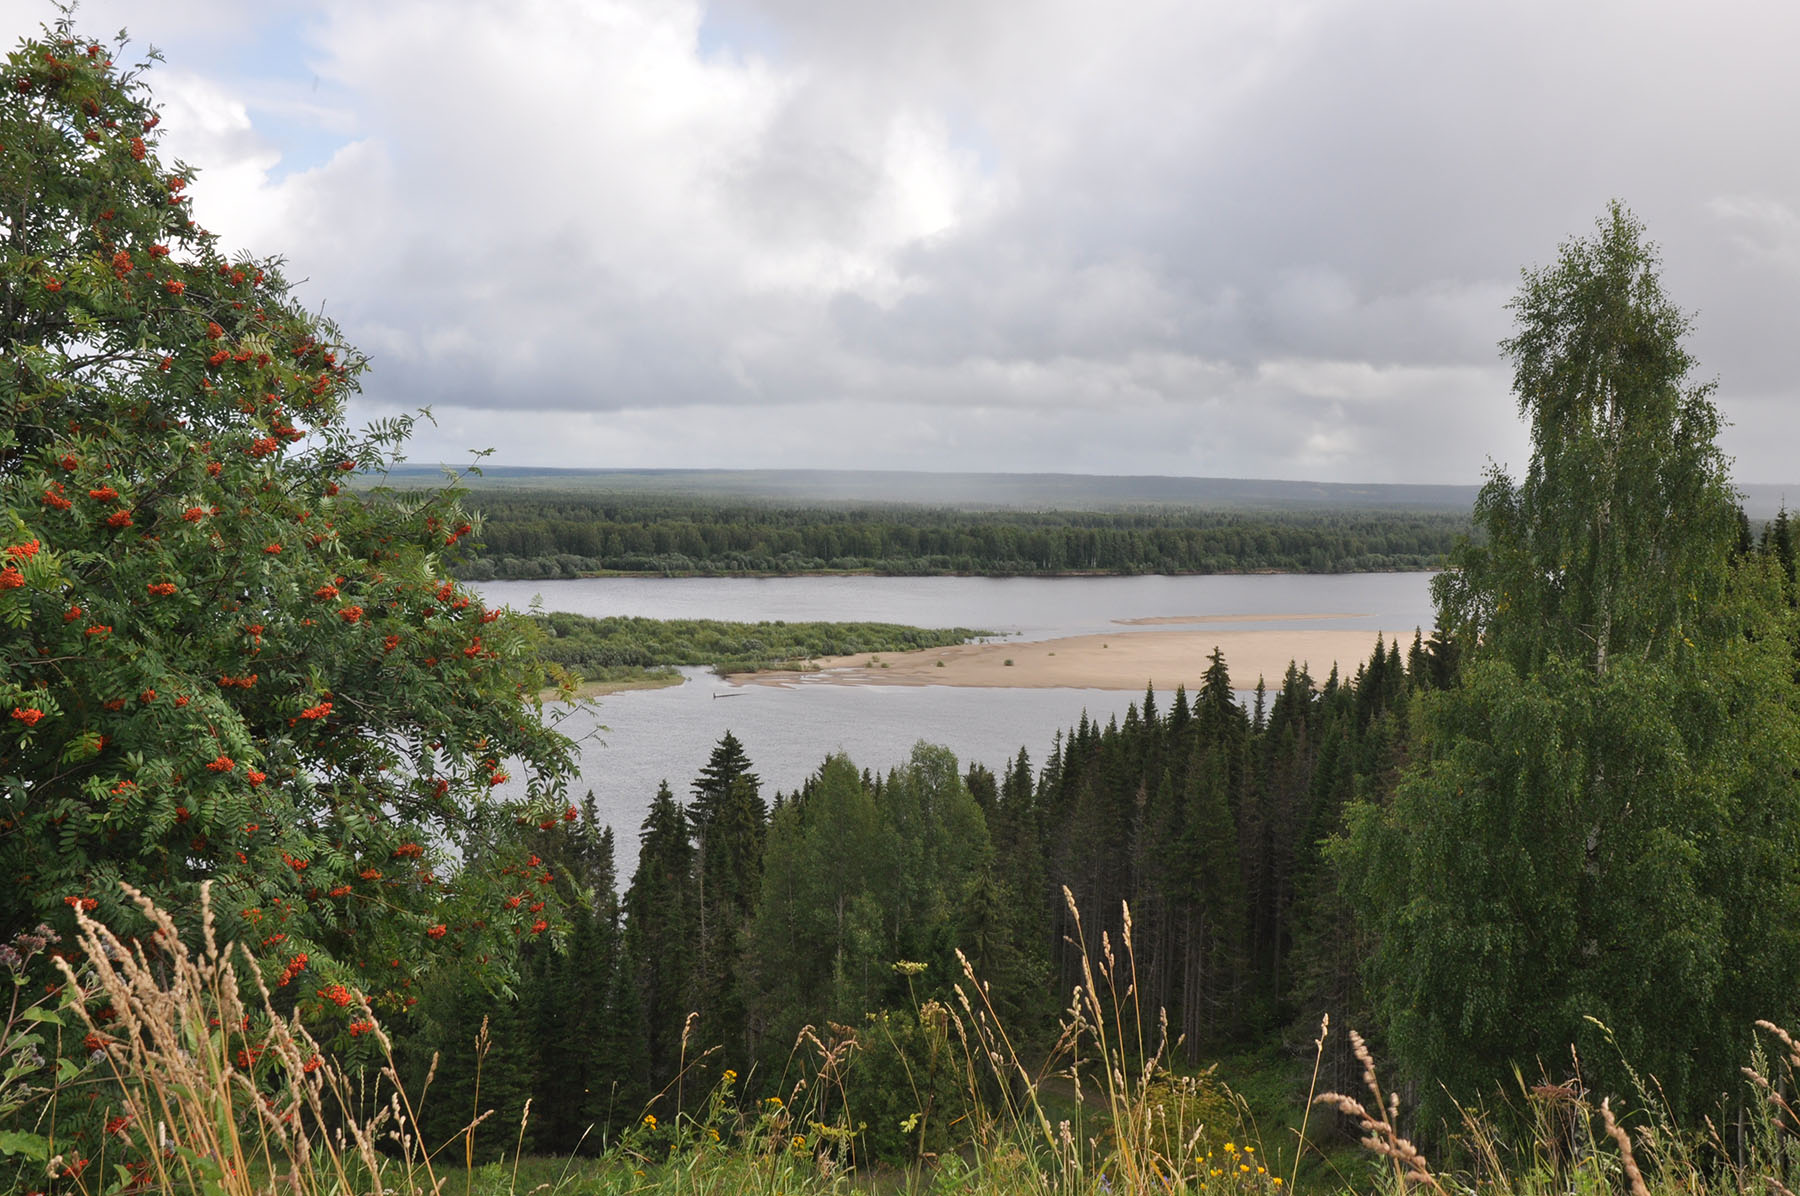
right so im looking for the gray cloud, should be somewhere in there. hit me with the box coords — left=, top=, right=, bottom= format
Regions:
left=38, top=0, right=1800, bottom=482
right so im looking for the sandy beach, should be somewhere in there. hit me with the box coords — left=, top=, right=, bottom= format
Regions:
left=736, top=625, right=1403, bottom=692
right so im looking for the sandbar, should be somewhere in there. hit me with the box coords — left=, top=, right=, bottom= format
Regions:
left=735, top=627, right=1405, bottom=692
left=1112, top=612, right=1370, bottom=625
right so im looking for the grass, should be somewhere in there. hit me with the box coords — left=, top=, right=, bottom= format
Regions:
left=10, top=885, right=1800, bottom=1195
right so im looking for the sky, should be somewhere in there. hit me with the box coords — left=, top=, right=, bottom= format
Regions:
left=23, top=0, right=1800, bottom=484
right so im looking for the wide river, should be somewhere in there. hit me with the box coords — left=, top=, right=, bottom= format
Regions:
left=475, top=573, right=1437, bottom=875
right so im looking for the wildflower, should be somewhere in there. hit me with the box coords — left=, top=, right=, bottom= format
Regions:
left=643, top=1114, right=657, bottom=1128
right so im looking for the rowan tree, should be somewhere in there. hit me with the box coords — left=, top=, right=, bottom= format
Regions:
left=0, top=15, right=579, bottom=1016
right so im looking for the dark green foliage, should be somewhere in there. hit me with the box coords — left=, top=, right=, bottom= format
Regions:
left=840, top=1005, right=968, bottom=1165
left=1338, top=204, right=1800, bottom=1123
left=450, top=490, right=1466, bottom=579
left=691, top=733, right=765, bottom=1070
left=623, top=783, right=698, bottom=1086
left=531, top=612, right=988, bottom=684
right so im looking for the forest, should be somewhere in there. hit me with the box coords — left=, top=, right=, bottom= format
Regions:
left=449, top=493, right=1468, bottom=579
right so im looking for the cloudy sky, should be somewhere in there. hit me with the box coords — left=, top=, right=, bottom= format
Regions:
left=30, top=0, right=1800, bottom=483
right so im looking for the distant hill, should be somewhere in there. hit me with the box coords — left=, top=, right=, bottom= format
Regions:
left=383, top=466, right=1481, bottom=511
left=381, top=466, right=1799, bottom=521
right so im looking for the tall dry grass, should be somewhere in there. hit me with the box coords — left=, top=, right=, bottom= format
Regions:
left=33, top=880, right=457, bottom=1195
left=11, top=880, right=1800, bottom=1195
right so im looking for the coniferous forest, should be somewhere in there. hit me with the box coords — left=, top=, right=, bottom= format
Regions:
left=450, top=496, right=1467, bottom=580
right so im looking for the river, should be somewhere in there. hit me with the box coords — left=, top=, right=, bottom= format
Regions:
left=475, top=573, right=1437, bottom=875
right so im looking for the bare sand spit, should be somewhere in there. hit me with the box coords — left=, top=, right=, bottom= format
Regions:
left=736, top=627, right=1403, bottom=692
left=1111, top=612, right=1371, bottom=625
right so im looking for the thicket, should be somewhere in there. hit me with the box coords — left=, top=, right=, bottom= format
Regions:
left=530, top=612, right=989, bottom=683
left=451, top=494, right=1467, bottom=579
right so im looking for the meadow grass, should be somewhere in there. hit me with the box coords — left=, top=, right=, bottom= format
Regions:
left=7, top=883, right=1800, bottom=1195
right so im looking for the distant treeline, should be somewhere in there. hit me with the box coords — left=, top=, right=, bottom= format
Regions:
left=531, top=612, right=988, bottom=684
left=450, top=490, right=1469, bottom=579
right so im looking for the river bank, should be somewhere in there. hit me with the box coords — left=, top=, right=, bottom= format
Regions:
left=736, top=623, right=1404, bottom=691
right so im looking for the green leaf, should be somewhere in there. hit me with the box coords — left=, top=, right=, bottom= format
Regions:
left=0, top=1129, right=50, bottom=1160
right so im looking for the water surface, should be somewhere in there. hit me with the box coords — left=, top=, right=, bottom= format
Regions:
left=477, top=573, right=1437, bottom=875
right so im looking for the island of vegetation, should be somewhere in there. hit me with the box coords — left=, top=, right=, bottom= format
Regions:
left=530, top=612, right=993, bottom=692
left=11, top=14, right=1800, bottom=1196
